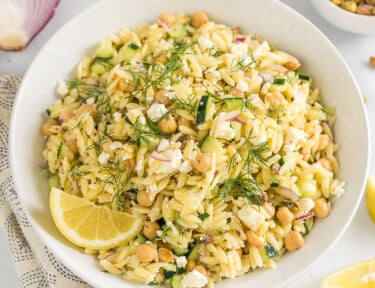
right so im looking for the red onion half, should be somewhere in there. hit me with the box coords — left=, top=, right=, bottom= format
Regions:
left=151, top=154, right=171, bottom=162
left=0, top=0, right=59, bottom=51
left=295, top=211, right=314, bottom=221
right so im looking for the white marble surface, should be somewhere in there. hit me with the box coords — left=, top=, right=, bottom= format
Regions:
left=1, top=0, right=375, bottom=287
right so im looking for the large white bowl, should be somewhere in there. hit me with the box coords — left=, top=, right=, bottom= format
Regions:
left=311, top=0, right=375, bottom=34
left=9, top=0, right=370, bottom=287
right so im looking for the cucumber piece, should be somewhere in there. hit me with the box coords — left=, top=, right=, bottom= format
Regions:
left=94, top=39, right=114, bottom=59
left=187, top=245, right=200, bottom=261
left=200, top=136, right=223, bottom=153
left=46, top=101, right=63, bottom=119
left=48, top=175, right=60, bottom=189
left=170, top=274, right=183, bottom=288
left=264, top=244, right=279, bottom=259
left=195, top=95, right=210, bottom=125
left=297, top=178, right=317, bottom=198
left=172, top=246, right=189, bottom=256
left=57, top=142, right=74, bottom=161
left=118, top=43, right=141, bottom=63
left=230, top=121, right=242, bottom=141
left=222, top=98, right=245, bottom=112
left=169, top=23, right=189, bottom=38
left=90, top=59, right=112, bottom=74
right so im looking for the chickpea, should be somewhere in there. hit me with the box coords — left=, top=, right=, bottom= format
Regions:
left=186, top=260, right=196, bottom=272
left=154, top=90, right=171, bottom=105
left=137, top=190, right=154, bottom=207
left=136, top=244, right=156, bottom=263
left=284, top=231, right=304, bottom=251
left=118, top=80, right=135, bottom=92
left=194, top=265, right=208, bottom=278
left=246, top=230, right=263, bottom=246
left=341, top=1, right=357, bottom=13
left=159, top=12, right=176, bottom=26
left=66, top=139, right=78, bottom=154
left=158, top=247, right=174, bottom=262
left=318, top=134, right=330, bottom=151
left=191, top=11, right=209, bottom=28
left=263, top=202, right=275, bottom=218
left=193, top=153, right=212, bottom=173
left=42, top=119, right=59, bottom=136
left=143, top=221, right=160, bottom=240
left=177, top=117, right=193, bottom=128
left=313, top=198, right=331, bottom=219
left=230, top=87, right=245, bottom=98
left=75, top=104, right=96, bottom=118
left=317, top=158, right=332, bottom=172
left=60, top=110, right=74, bottom=123
left=276, top=207, right=294, bottom=226
left=158, top=116, right=178, bottom=134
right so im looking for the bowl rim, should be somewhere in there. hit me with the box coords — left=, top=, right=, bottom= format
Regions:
left=8, top=0, right=371, bottom=287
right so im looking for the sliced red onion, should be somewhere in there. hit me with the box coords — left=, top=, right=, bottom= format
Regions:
left=235, top=36, right=246, bottom=43
left=225, top=111, right=241, bottom=122
left=233, top=117, right=246, bottom=125
left=151, top=154, right=171, bottom=162
left=0, top=0, right=60, bottom=51
left=295, top=211, right=315, bottom=221
left=273, top=186, right=300, bottom=201
left=158, top=18, right=171, bottom=31
left=259, top=72, right=272, bottom=84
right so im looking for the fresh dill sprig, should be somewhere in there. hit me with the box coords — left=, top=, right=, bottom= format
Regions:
left=70, top=166, right=88, bottom=178
left=86, top=128, right=111, bottom=150
left=39, top=165, right=55, bottom=177
left=66, top=80, right=107, bottom=101
left=217, top=174, right=264, bottom=205
left=171, top=96, right=198, bottom=115
left=229, top=54, right=256, bottom=73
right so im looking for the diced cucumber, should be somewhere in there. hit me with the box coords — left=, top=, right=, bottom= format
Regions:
left=90, top=59, right=112, bottom=74
left=170, top=274, right=183, bottom=288
left=196, top=95, right=210, bottom=125
left=172, top=246, right=189, bottom=256
left=200, top=136, right=223, bottom=154
left=118, top=42, right=141, bottom=63
left=48, top=175, right=60, bottom=189
left=136, top=233, right=146, bottom=244
left=57, top=142, right=74, bottom=161
left=187, top=245, right=200, bottom=261
left=46, top=101, right=63, bottom=119
left=297, top=178, right=317, bottom=198
left=230, top=121, right=242, bottom=141
left=94, top=39, right=114, bottom=59
left=306, top=107, right=328, bottom=122
left=264, top=244, right=279, bottom=259
left=137, top=136, right=159, bottom=150
left=169, top=23, right=189, bottom=38
left=222, top=98, right=245, bottom=112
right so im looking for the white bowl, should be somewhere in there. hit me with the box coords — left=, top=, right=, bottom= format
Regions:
left=9, top=0, right=370, bottom=287
left=311, top=0, right=375, bottom=34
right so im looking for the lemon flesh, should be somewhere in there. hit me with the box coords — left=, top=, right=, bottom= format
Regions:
left=320, top=259, right=375, bottom=288
left=50, top=188, right=143, bottom=250
left=366, top=176, right=375, bottom=223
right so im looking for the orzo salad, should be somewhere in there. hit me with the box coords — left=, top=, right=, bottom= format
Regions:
left=41, top=12, right=345, bottom=288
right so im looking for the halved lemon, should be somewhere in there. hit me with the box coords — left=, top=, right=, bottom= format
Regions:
left=366, top=176, right=375, bottom=223
left=320, top=259, right=375, bottom=288
left=50, top=188, right=143, bottom=250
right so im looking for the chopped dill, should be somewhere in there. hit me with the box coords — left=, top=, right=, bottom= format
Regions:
left=230, top=54, right=256, bottom=73
left=39, top=165, right=55, bottom=177
left=66, top=80, right=107, bottom=101
left=217, top=174, right=264, bottom=205
left=70, top=166, right=88, bottom=178
left=171, top=96, right=198, bottom=115
left=86, top=128, right=111, bottom=150
left=198, top=212, right=210, bottom=221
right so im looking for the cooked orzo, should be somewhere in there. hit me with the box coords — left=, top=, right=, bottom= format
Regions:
left=41, top=11, right=345, bottom=288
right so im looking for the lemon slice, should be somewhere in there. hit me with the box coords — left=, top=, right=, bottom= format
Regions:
left=50, top=188, right=143, bottom=250
left=320, top=259, right=375, bottom=288
left=366, top=176, right=375, bottom=223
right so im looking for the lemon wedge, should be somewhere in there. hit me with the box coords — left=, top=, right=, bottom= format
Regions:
left=366, top=176, right=375, bottom=223
left=320, top=259, right=375, bottom=288
left=50, top=188, right=143, bottom=250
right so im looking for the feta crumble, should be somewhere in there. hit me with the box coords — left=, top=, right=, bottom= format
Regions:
left=147, top=103, right=168, bottom=122
left=98, top=151, right=110, bottom=165
left=56, top=80, right=69, bottom=96
left=213, top=112, right=236, bottom=140
left=197, top=36, right=214, bottom=50
left=109, top=141, right=123, bottom=151
left=238, top=205, right=265, bottom=231
left=181, top=270, right=208, bottom=288
left=176, top=256, right=187, bottom=268
left=113, top=112, right=122, bottom=123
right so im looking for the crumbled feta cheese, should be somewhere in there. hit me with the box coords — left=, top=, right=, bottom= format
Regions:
left=238, top=205, right=265, bottom=231
left=86, top=97, right=95, bottom=105
left=147, top=103, right=168, bottom=122
left=213, top=112, right=236, bottom=140
left=236, top=79, right=249, bottom=92
left=109, top=141, right=123, bottom=151
left=241, top=55, right=253, bottom=66
left=56, top=80, right=69, bottom=96
left=176, top=256, right=187, bottom=268
left=156, top=230, right=163, bottom=237
left=230, top=43, right=248, bottom=56
left=158, top=139, right=170, bottom=152
left=181, top=270, right=208, bottom=288
left=152, top=148, right=183, bottom=174
left=178, top=160, right=192, bottom=173
left=98, top=151, right=110, bottom=165
left=197, top=36, right=214, bottom=50
left=283, top=127, right=306, bottom=154
left=113, top=112, right=122, bottom=123
left=127, top=108, right=146, bottom=125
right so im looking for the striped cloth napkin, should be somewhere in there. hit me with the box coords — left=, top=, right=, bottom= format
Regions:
left=0, top=74, right=90, bottom=288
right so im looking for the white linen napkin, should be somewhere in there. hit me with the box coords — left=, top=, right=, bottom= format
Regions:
left=0, top=74, right=90, bottom=288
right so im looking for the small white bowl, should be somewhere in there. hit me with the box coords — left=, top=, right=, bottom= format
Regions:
left=311, top=0, right=375, bottom=34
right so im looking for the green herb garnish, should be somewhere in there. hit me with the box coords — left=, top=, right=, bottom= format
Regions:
left=298, top=74, right=310, bottom=81
left=198, top=212, right=210, bottom=221
left=273, top=78, right=286, bottom=85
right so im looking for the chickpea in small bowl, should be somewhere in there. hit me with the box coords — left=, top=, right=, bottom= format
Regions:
left=311, top=0, right=375, bottom=34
